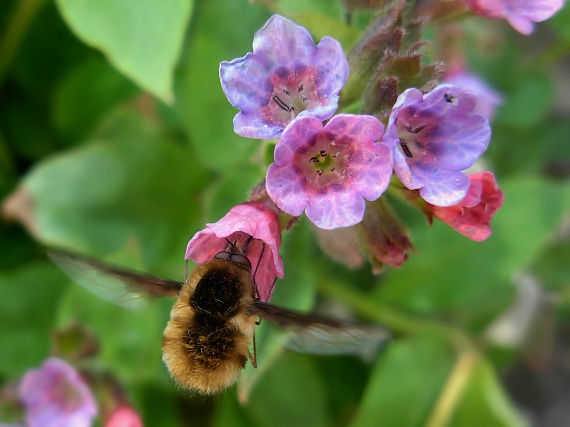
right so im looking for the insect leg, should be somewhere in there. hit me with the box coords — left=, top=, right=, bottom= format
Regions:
left=248, top=331, right=258, bottom=368
left=183, top=259, right=189, bottom=283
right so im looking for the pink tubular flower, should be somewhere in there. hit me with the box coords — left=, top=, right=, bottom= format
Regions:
left=220, top=14, right=349, bottom=139
left=428, top=171, right=504, bottom=241
left=381, top=84, right=491, bottom=207
left=106, top=406, right=143, bottom=427
left=185, top=202, right=283, bottom=302
left=444, top=70, right=502, bottom=120
left=464, top=0, right=563, bottom=35
left=266, top=114, right=392, bottom=230
left=18, top=358, right=97, bottom=427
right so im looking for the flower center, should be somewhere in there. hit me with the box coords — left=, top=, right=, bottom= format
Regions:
left=265, top=66, right=320, bottom=124
left=395, top=115, right=428, bottom=162
left=297, top=132, right=350, bottom=187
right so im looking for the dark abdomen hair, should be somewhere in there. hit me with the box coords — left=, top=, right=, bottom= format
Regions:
left=162, top=259, right=256, bottom=394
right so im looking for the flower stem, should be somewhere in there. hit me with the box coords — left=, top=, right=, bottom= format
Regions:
left=316, top=275, right=474, bottom=352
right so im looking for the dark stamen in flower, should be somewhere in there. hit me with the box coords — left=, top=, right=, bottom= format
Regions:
left=300, top=95, right=307, bottom=102
left=273, top=95, right=291, bottom=112
left=400, top=141, right=413, bottom=158
left=332, top=152, right=340, bottom=158
left=410, top=124, right=426, bottom=134
left=283, top=88, right=290, bottom=95
left=415, top=141, right=424, bottom=151
left=317, top=169, right=323, bottom=176
left=330, top=166, right=335, bottom=172
left=298, top=83, right=304, bottom=92
left=443, top=93, right=454, bottom=103
left=320, top=150, right=327, bottom=157
left=309, top=156, right=319, bottom=163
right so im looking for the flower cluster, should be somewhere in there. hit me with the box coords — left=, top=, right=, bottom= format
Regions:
left=185, top=5, right=565, bottom=296
left=14, top=358, right=97, bottom=427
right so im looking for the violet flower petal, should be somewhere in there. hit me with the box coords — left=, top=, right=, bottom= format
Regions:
left=220, top=15, right=349, bottom=139
left=465, top=0, right=564, bottom=35
left=266, top=114, right=392, bottom=229
left=19, top=358, right=97, bottom=427
left=382, top=84, right=491, bottom=207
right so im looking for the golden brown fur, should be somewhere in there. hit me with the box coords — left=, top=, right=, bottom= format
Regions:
left=162, top=259, right=256, bottom=394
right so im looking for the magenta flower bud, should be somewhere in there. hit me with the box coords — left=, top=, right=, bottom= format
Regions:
left=266, top=114, right=392, bottom=230
left=105, top=405, right=143, bottom=427
left=185, top=202, right=283, bottom=302
left=18, top=358, right=97, bottom=427
left=464, top=0, right=563, bottom=35
left=428, top=171, right=504, bottom=241
left=381, top=84, right=491, bottom=207
left=220, top=14, right=349, bottom=139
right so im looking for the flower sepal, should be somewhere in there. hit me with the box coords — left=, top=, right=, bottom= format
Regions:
left=358, top=198, right=415, bottom=272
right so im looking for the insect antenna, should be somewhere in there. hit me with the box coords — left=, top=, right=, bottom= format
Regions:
left=267, top=276, right=277, bottom=301
left=242, top=235, right=254, bottom=251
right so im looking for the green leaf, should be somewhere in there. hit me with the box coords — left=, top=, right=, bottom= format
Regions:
left=374, top=177, right=568, bottom=330
left=56, top=281, right=173, bottom=385
left=0, top=262, right=67, bottom=378
left=246, top=352, right=330, bottom=427
left=213, top=392, right=255, bottom=427
left=20, top=109, right=210, bottom=277
left=55, top=0, right=193, bottom=103
left=52, top=56, right=139, bottom=142
left=174, top=0, right=268, bottom=171
left=530, top=240, right=570, bottom=292
left=495, top=75, right=554, bottom=128
left=350, top=333, right=455, bottom=427
left=450, top=358, right=528, bottom=427
left=548, top=2, right=570, bottom=42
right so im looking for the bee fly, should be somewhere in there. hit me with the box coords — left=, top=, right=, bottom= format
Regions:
left=49, top=240, right=389, bottom=395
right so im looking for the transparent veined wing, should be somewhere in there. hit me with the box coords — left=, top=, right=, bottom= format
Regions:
left=48, top=250, right=183, bottom=309
left=249, top=301, right=390, bottom=358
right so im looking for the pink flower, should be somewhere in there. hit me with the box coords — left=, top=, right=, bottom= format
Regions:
left=266, top=114, right=392, bottom=230
left=106, top=406, right=143, bottom=427
left=185, top=202, right=283, bottom=302
left=381, top=84, right=491, bottom=207
left=18, top=358, right=97, bottom=427
left=220, top=14, right=349, bottom=139
left=444, top=70, right=502, bottom=120
left=428, top=171, right=504, bottom=241
left=464, top=0, right=564, bottom=35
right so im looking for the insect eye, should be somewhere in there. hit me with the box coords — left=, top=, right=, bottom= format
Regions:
left=214, top=251, right=252, bottom=270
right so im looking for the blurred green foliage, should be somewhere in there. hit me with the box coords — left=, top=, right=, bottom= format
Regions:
left=1, top=0, right=569, bottom=426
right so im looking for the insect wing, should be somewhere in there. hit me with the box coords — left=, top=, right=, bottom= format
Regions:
left=249, top=301, right=390, bottom=358
left=48, top=250, right=183, bottom=309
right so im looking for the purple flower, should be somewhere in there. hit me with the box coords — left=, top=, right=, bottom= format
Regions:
left=381, top=84, right=491, bottom=207
left=18, top=358, right=97, bottom=427
left=266, top=114, right=392, bottom=229
left=185, top=202, right=283, bottom=302
left=220, top=14, right=349, bottom=139
left=444, top=70, right=502, bottom=120
left=464, top=0, right=564, bottom=35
